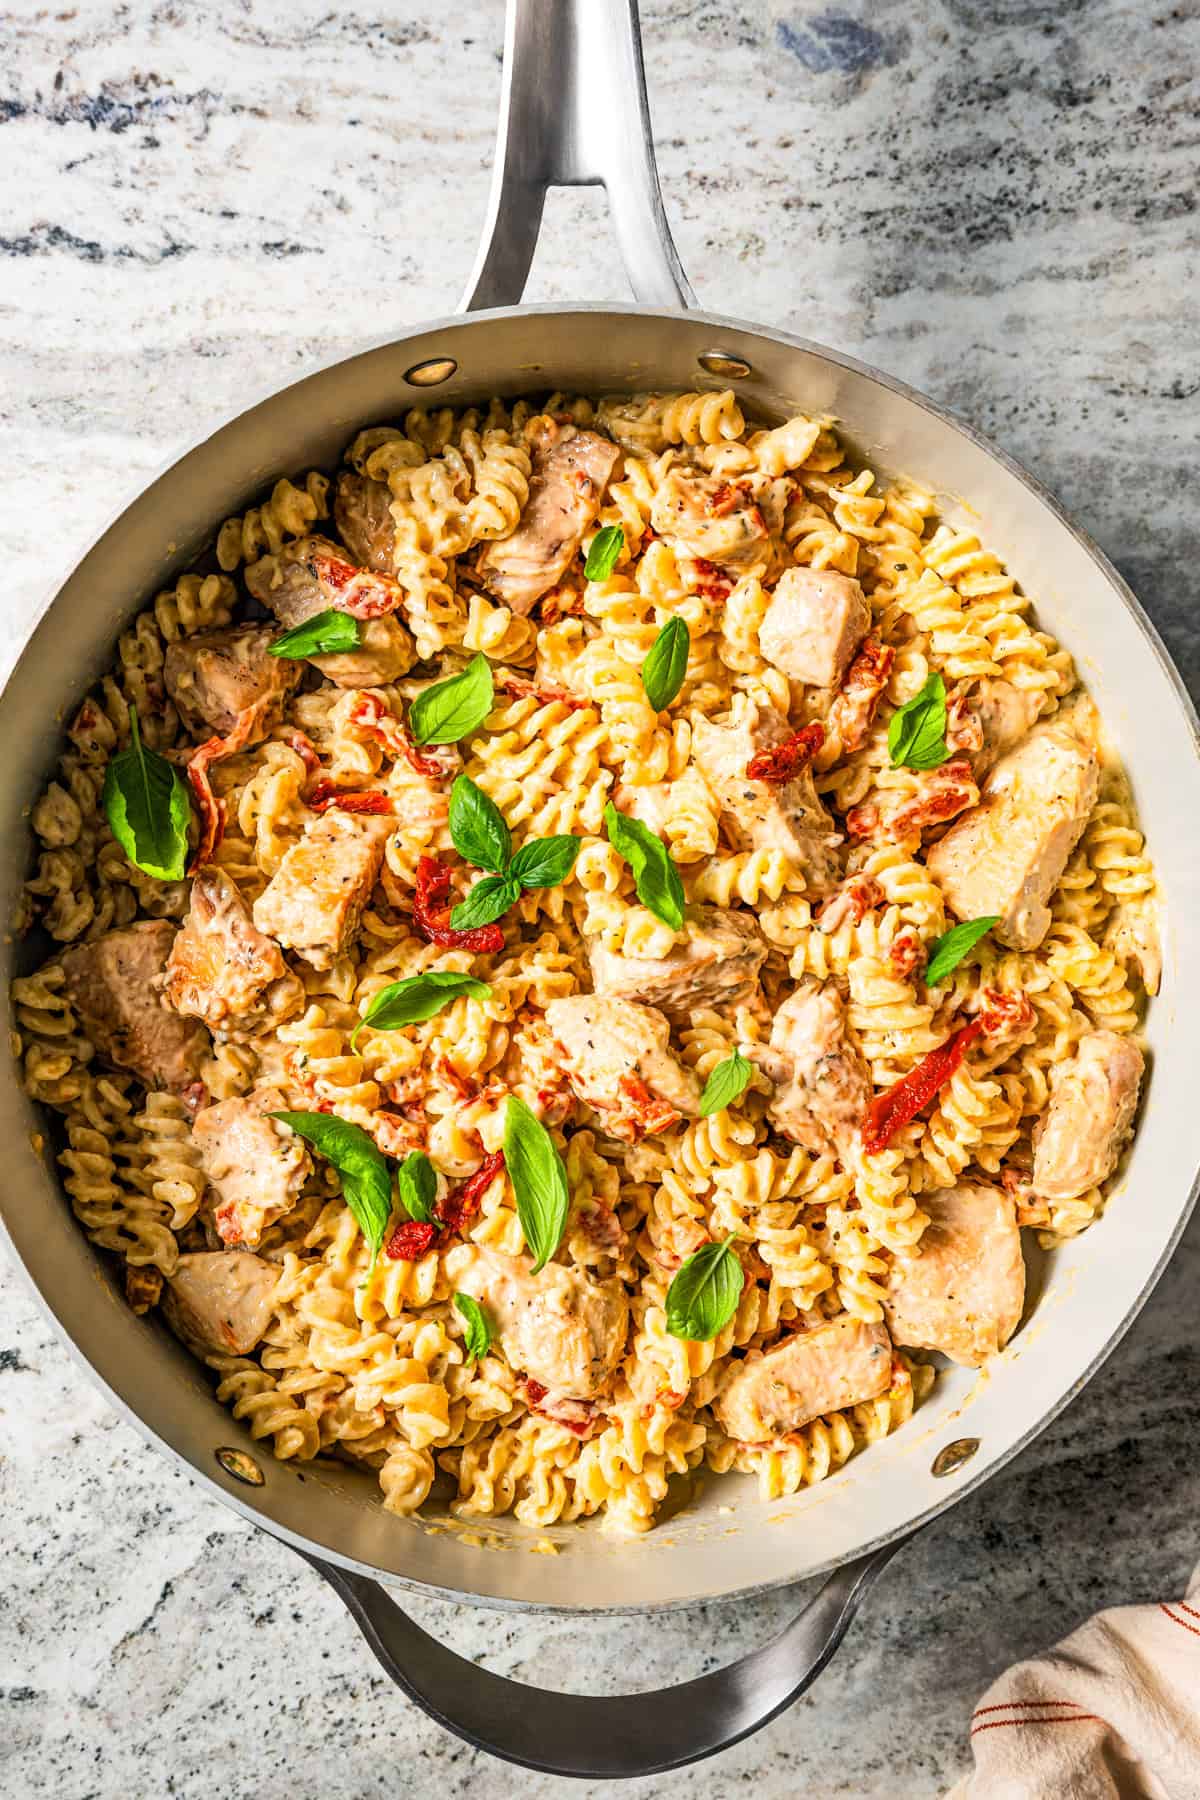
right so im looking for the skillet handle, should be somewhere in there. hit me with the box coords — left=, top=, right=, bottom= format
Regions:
left=459, top=0, right=695, bottom=313
left=297, top=1534, right=908, bottom=1778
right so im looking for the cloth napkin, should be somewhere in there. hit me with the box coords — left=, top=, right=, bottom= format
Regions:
left=947, top=1560, right=1200, bottom=1798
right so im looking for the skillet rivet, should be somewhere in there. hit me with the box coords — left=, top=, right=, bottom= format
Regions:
left=404, top=357, right=458, bottom=387
left=698, top=349, right=752, bottom=379
left=931, top=1437, right=981, bottom=1478
left=216, top=1446, right=265, bottom=1487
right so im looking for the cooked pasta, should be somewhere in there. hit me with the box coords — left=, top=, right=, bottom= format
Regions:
left=12, top=390, right=1157, bottom=1532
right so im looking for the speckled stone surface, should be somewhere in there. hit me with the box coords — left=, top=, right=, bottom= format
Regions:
left=1, top=2, right=1197, bottom=1795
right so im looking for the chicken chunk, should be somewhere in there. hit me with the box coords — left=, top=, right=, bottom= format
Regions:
left=245, top=534, right=415, bottom=688
left=61, top=922, right=209, bottom=1092
left=193, top=1088, right=310, bottom=1248
left=544, top=995, right=701, bottom=1141
left=163, top=624, right=301, bottom=741
left=589, top=906, right=767, bottom=1023
left=165, top=867, right=303, bottom=1036
left=649, top=468, right=786, bottom=575
left=883, top=1181, right=1025, bottom=1367
left=692, top=700, right=840, bottom=894
left=1032, top=1030, right=1144, bottom=1203
left=758, top=566, right=871, bottom=690
left=252, top=810, right=392, bottom=970
left=925, top=726, right=1100, bottom=950
left=333, top=468, right=396, bottom=571
left=475, top=425, right=619, bottom=614
left=947, top=677, right=1043, bottom=776
left=161, top=1250, right=278, bottom=1357
left=714, top=1315, right=892, bottom=1444
left=444, top=1245, right=628, bottom=1400
left=748, top=981, right=871, bottom=1159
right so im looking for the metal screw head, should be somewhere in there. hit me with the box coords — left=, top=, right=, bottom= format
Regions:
left=216, top=1446, right=265, bottom=1487
left=697, top=349, right=752, bottom=380
left=404, top=357, right=458, bottom=387
left=931, top=1437, right=981, bottom=1479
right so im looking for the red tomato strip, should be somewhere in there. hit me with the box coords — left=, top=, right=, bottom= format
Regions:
left=746, top=723, right=826, bottom=785
left=348, top=692, right=447, bottom=780
left=308, top=781, right=392, bottom=815
left=862, top=1019, right=983, bottom=1154
left=307, top=548, right=407, bottom=620
left=185, top=708, right=260, bottom=870
left=436, top=1149, right=506, bottom=1235
left=412, top=855, right=505, bottom=953
left=384, top=1219, right=438, bottom=1261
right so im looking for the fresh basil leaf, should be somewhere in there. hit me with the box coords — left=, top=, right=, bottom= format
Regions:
left=603, top=803, right=685, bottom=932
left=888, top=672, right=948, bottom=771
left=268, top=608, right=362, bottom=659
left=584, top=524, right=624, bottom=581
left=453, top=1292, right=493, bottom=1360
left=450, top=873, right=520, bottom=930
left=509, top=834, right=582, bottom=890
left=641, top=616, right=690, bottom=712
left=409, top=654, right=495, bottom=746
left=270, top=1111, right=392, bottom=1264
left=350, top=971, right=492, bottom=1049
left=924, top=915, right=1000, bottom=986
left=503, top=1096, right=570, bottom=1274
left=665, top=1235, right=745, bottom=1342
left=102, top=705, right=191, bottom=882
left=396, top=1149, right=437, bottom=1223
left=449, top=773, right=512, bottom=875
left=699, top=1049, right=754, bottom=1118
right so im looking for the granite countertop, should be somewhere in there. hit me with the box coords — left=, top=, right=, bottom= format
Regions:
left=1, top=1, right=1197, bottom=1794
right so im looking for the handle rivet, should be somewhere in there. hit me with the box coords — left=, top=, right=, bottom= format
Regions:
left=698, top=350, right=752, bottom=379
left=404, top=357, right=458, bottom=387
left=216, top=1446, right=265, bottom=1486
left=931, top=1437, right=981, bottom=1478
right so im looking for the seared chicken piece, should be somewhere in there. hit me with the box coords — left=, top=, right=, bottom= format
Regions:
left=758, top=566, right=871, bottom=690
left=589, top=906, right=766, bottom=1023
left=544, top=995, right=701, bottom=1141
left=475, top=425, right=619, bottom=613
left=245, top=534, right=415, bottom=688
left=444, top=1245, right=628, bottom=1400
left=947, top=677, right=1043, bottom=776
left=1032, top=1030, right=1144, bottom=1203
left=649, top=467, right=786, bottom=575
left=333, top=468, right=396, bottom=571
left=193, top=1088, right=310, bottom=1248
left=252, top=811, right=392, bottom=970
left=163, top=624, right=301, bottom=741
left=165, top=867, right=304, bottom=1036
left=925, top=726, right=1100, bottom=950
left=692, top=700, right=840, bottom=894
left=714, top=1315, right=892, bottom=1443
left=883, top=1181, right=1025, bottom=1367
left=161, top=1250, right=278, bottom=1357
left=748, top=981, right=870, bottom=1159
left=61, top=923, right=209, bottom=1092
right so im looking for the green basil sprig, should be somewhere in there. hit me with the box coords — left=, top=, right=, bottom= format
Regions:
left=269, top=609, right=362, bottom=659
left=603, top=803, right=685, bottom=932
left=448, top=775, right=581, bottom=930
left=503, top=1096, right=570, bottom=1273
left=271, top=1112, right=392, bottom=1264
left=665, top=1235, right=745, bottom=1341
left=699, top=1049, right=753, bottom=1118
left=350, top=971, right=492, bottom=1049
left=396, top=1149, right=438, bottom=1223
left=584, top=524, right=624, bottom=582
left=102, top=704, right=192, bottom=882
left=641, top=616, right=690, bottom=712
left=888, top=672, right=948, bottom=771
left=453, top=1292, right=493, bottom=1360
left=410, top=653, right=495, bottom=746
left=924, top=915, right=1000, bottom=986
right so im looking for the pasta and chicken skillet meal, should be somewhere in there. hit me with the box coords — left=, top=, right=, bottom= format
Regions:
left=11, top=390, right=1157, bottom=1533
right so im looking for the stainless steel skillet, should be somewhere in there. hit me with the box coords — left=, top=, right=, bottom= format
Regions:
left=2, top=0, right=1198, bottom=1778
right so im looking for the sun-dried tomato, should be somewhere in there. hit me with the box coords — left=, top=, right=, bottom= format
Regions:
left=746, top=723, right=826, bottom=785
left=348, top=692, right=448, bottom=780
left=690, top=556, right=732, bottom=602
left=496, top=673, right=588, bottom=712
left=384, top=1218, right=439, bottom=1261
left=412, top=855, right=505, bottom=953
left=889, top=930, right=926, bottom=982
left=308, top=781, right=392, bottom=815
left=827, top=637, right=895, bottom=754
left=307, top=548, right=407, bottom=620
left=818, top=875, right=885, bottom=933
left=524, top=1377, right=548, bottom=1406
left=861, top=1019, right=983, bottom=1154
left=435, top=1149, right=506, bottom=1236
left=617, top=1074, right=680, bottom=1139
left=287, top=729, right=322, bottom=778
left=185, top=709, right=262, bottom=870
